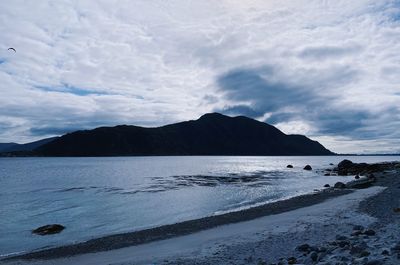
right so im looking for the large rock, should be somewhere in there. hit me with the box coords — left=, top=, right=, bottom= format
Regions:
left=32, top=224, right=65, bottom=235
left=303, top=165, right=312, bottom=170
left=338, top=159, right=353, bottom=168
left=287, top=165, right=293, bottom=168
left=334, top=182, right=346, bottom=189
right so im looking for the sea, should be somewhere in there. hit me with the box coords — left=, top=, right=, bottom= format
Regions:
left=0, top=156, right=398, bottom=257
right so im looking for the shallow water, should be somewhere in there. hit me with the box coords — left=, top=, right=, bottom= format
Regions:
left=0, top=156, right=398, bottom=256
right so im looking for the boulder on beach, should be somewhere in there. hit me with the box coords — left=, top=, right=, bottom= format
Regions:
left=338, top=159, right=353, bottom=168
left=286, top=165, right=293, bottom=168
left=303, top=165, right=312, bottom=170
left=32, top=224, right=65, bottom=235
left=324, top=184, right=330, bottom=187
left=334, top=182, right=346, bottom=189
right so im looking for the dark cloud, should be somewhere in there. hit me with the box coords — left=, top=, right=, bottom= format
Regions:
left=218, top=105, right=264, bottom=118
left=215, top=66, right=373, bottom=139
left=217, top=68, right=311, bottom=113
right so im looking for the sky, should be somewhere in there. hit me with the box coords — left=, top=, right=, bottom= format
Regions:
left=0, top=0, right=399, bottom=154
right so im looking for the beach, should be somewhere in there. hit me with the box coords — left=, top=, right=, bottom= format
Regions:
left=2, top=160, right=400, bottom=265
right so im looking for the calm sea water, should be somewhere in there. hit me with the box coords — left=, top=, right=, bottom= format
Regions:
left=0, top=156, right=398, bottom=256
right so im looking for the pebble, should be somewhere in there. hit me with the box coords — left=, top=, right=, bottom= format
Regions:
left=364, top=229, right=376, bottom=236
left=296, top=243, right=310, bottom=252
left=310, top=251, right=318, bottom=261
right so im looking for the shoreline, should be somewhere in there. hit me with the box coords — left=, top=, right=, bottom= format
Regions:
left=3, top=187, right=353, bottom=261
left=2, top=160, right=399, bottom=264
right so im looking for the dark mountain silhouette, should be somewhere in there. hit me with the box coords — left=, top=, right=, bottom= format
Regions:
left=0, top=137, right=58, bottom=153
left=0, top=143, right=18, bottom=152
left=36, top=113, right=333, bottom=156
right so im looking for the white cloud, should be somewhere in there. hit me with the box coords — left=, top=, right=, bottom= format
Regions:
left=0, top=0, right=399, bottom=153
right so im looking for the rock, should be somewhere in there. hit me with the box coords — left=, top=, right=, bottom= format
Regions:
left=32, top=224, right=65, bottom=235
left=329, top=163, right=334, bottom=165
left=350, top=243, right=368, bottom=256
left=334, top=182, right=346, bottom=189
left=337, top=240, right=350, bottom=248
left=303, top=165, right=312, bottom=170
left=393, top=208, right=400, bottom=213
left=310, top=251, right=318, bottom=261
left=296, top=243, right=310, bottom=252
left=287, top=257, right=297, bottom=264
left=364, top=229, right=376, bottom=236
left=324, top=173, right=330, bottom=176
left=360, top=250, right=370, bottom=257
left=352, top=230, right=363, bottom=236
left=324, top=184, right=330, bottom=188
left=287, top=164, right=293, bottom=168
left=338, top=159, right=353, bottom=169
left=381, top=249, right=390, bottom=255
left=355, top=175, right=360, bottom=179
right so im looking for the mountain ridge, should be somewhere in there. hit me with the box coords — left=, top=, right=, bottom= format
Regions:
left=36, top=113, right=333, bottom=156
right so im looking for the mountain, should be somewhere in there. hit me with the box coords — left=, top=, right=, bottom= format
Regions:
left=0, top=137, right=58, bottom=153
left=36, top=113, right=333, bottom=156
left=0, top=143, right=18, bottom=152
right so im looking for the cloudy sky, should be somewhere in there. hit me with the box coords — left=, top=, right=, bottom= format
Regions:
left=0, top=0, right=399, bottom=154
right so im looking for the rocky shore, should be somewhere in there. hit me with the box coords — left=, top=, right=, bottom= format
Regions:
left=2, top=159, right=399, bottom=265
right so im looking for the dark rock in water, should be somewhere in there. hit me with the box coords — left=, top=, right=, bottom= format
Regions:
left=324, top=184, right=330, bottom=188
left=324, top=173, right=330, bottom=176
left=296, top=243, right=310, bottom=252
left=355, top=175, right=360, bottom=179
left=338, top=159, right=353, bottom=168
left=334, top=182, right=346, bottom=189
left=329, top=163, right=334, bottom=165
left=303, top=165, right=312, bottom=170
left=32, top=224, right=65, bottom=235
left=287, top=165, right=293, bottom=168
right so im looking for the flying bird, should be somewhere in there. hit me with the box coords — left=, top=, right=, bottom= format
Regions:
left=8, top=48, right=16, bottom=52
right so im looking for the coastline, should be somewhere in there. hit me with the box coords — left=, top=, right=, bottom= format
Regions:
left=2, top=160, right=400, bottom=265
left=3, top=187, right=352, bottom=260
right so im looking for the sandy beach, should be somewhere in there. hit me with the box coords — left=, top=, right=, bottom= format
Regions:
left=2, top=161, right=400, bottom=265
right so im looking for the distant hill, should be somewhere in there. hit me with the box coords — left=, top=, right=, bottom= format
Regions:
left=0, top=143, right=18, bottom=152
left=36, top=113, right=333, bottom=156
left=0, top=137, right=58, bottom=153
